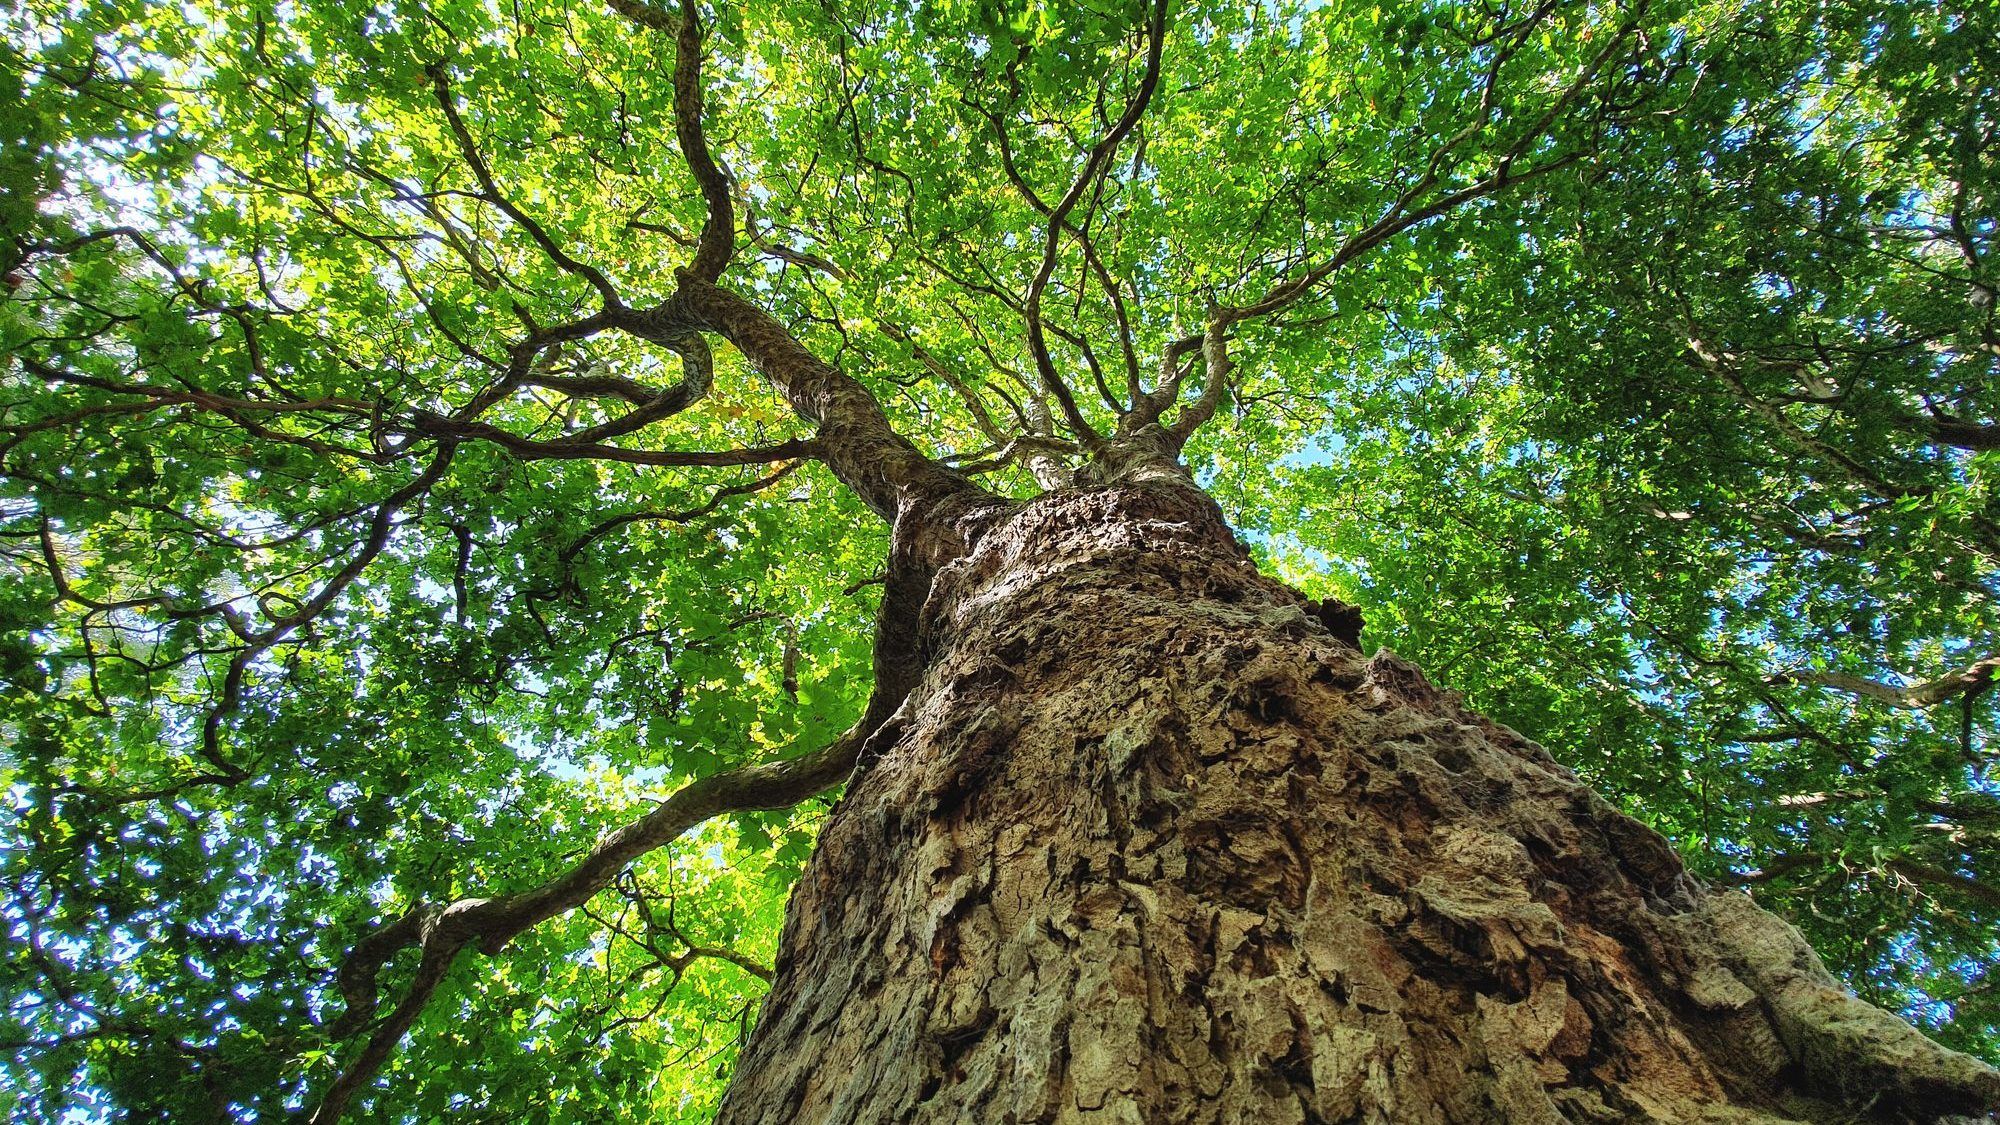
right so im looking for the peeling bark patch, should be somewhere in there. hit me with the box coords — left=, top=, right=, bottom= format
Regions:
left=717, top=482, right=2000, bottom=1125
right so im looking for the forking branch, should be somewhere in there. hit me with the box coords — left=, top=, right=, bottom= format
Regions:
left=1020, top=0, right=1172, bottom=453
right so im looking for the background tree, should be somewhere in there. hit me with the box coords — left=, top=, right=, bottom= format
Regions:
left=0, top=0, right=1995, bottom=1119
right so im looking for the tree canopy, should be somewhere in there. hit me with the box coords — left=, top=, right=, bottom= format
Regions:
left=1, top=0, right=1996, bottom=1117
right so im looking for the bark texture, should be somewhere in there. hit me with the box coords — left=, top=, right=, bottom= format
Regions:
left=717, top=480, right=2000, bottom=1124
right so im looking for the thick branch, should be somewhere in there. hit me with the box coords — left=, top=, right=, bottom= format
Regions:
left=639, top=277, right=994, bottom=526
left=1733, top=852, right=2000, bottom=911
left=1166, top=313, right=1235, bottom=441
left=1777, top=655, right=2000, bottom=710
left=557, top=333, right=716, bottom=445
left=1888, top=858, right=2000, bottom=910
left=310, top=723, right=869, bottom=1123
left=1923, top=415, right=2000, bottom=451
left=673, top=0, right=735, bottom=281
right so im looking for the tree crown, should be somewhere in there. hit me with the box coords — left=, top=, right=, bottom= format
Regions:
left=2, top=0, right=1995, bottom=1116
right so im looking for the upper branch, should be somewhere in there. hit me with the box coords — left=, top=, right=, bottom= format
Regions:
left=1224, top=149, right=1584, bottom=325
left=1021, top=0, right=1172, bottom=450
left=426, top=61, right=623, bottom=305
left=673, top=0, right=736, bottom=282
left=1121, top=4, right=1644, bottom=449
left=1219, top=3, right=1645, bottom=328
left=972, top=93, right=1145, bottom=410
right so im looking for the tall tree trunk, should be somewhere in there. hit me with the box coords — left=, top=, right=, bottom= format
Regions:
left=717, top=479, right=2000, bottom=1124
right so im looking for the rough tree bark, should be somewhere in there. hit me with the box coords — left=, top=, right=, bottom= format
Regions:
left=715, top=473, right=2000, bottom=1124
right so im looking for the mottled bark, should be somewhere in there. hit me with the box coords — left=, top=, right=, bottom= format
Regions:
left=628, top=277, right=994, bottom=538
left=718, top=480, right=2000, bottom=1125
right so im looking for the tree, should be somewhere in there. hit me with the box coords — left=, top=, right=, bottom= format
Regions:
left=2, top=0, right=1998, bottom=1118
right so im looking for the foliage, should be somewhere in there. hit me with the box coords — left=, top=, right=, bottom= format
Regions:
left=1225, top=0, right=2000, bottom=1057
left=0, top=0, right=1994, bottom=1117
